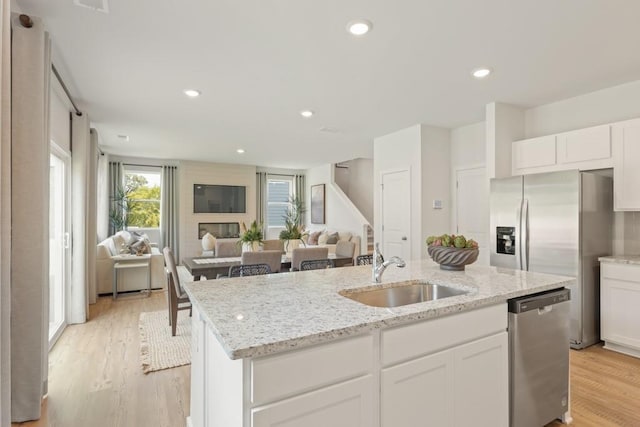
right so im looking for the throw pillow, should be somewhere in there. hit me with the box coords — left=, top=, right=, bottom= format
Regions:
left=308, top=231, right=322, bottom=245
left=326, top=232, right=339, bottom=244
left=317, top=231, right=329, bottom=245
left=129, top=236, right=151, bottom=254
left=338, top=231, right=352, bottom=242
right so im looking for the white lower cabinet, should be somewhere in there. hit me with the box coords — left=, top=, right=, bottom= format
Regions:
left=381, top=332, right=508, bottom=427
left=382, top=348, right=453, bottom=427
left=601, top=263, right=640, bottom=357
left=252, top=375, right=374, bottom=427
left=453, top=333, right=509, bottom=427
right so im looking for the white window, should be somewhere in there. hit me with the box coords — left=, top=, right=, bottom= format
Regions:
left=123, top=166, right=162, bottom=229
left=267, top=177, right=293, bottom=228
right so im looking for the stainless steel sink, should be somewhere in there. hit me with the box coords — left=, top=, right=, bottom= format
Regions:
left=340, top=282, right=469, bottom=308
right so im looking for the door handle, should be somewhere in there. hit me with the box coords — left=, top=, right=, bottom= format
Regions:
left=522, top=199, right=529, bottom=271
left=64, top=232, right=70, bottom=249
left=401, top=236, right=407, bottom=241
left=516, top=199, right=524, bottom=271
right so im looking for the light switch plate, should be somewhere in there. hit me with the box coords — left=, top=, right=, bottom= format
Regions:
left=433, top=200, right=443, bottom=209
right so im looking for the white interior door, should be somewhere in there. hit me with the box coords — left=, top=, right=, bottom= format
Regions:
left=456, top=167, right=489, bottom=265
left=382, top=170, right=410, bottom=260
left=49, top=147, right=71, bottom=348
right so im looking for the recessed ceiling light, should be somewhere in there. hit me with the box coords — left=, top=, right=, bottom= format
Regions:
left=236, top=148, right=245, bottom=154
left=347, top=19, right=372, bottom=36
left=184, top=89, right=201, bottom=98
left=117, top=134, right=129, bottom=142
left=472, top=68, right=492, bottom=79
left=300, top=110, right=314, bottom=118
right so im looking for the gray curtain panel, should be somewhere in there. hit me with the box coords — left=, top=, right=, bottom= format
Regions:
left=256, top=172, right=267, bottom=225
left=10, top=14, right=50, bottom=422
left=0, top=1, right=11, bottom=425
left=86, top=127, right=98, bottom=304
left=108, top=161, right=123, bottom=236
left=161, top=166, right=179, bottom=262
left=295, top=174, right=305, bottom=226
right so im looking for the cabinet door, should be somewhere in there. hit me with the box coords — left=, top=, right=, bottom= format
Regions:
left=557, top=125, right=612, bottom=166
left=613, top=119, right=640, bottom=210
left=512, top=135, right=557, bottom=173
left=252, top=376, right=373, bottom=427
left=602, top=276, right=640, bottom=350
left=381, top=349, right=453, bottom=427
left=454, top=332, right=508, bottom=427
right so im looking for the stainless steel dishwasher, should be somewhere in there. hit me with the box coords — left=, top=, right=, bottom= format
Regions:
left=509, top=288, right=571, bottom=427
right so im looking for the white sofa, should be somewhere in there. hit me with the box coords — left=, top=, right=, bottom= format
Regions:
left=302, top=230, right=361, bottom=261
left=96, top=231, right=165, bottom=295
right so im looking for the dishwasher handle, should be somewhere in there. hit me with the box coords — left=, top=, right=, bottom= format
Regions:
left=508, top=288, right=570, bottom=314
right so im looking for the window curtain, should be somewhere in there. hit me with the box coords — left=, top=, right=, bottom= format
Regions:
left=10, top=13, right=50, bottom=422
left=256, top=172, right=267, bottom=225
left=294, top=174, right=305, bottom=226
left=161, top=166, right=179, bottom=262
left=96, top=151, right=109, bottom=242
left=0, top=1, right=11, bottom=425
left=69, top=113, right=92, bottom=320
left=108, top=161, right=123, bottom=236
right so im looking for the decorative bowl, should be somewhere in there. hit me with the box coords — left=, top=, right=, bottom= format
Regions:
left=427, top=246, right=479, bottom=271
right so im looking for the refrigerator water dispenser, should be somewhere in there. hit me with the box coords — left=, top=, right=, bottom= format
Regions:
left=497, top=226, right=516, bottom=255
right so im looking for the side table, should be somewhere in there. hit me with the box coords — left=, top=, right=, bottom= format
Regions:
left=112, top=254, right=151, bottom=299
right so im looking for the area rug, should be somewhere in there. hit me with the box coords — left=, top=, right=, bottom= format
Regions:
left=139, top=310, right=191, bottom=374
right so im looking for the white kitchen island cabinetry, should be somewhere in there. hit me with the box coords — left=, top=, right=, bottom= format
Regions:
left=183, top=260, right=574, bottom=427
left=600, top=257, right=640, bottom=358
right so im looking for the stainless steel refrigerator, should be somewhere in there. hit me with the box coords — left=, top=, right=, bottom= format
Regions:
left=490, top=170, right=613, bottom=349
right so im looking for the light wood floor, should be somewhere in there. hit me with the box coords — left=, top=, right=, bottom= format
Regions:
left=12, top=293, right=640, bottom=426
left=13, top=291, right=190, bottom=427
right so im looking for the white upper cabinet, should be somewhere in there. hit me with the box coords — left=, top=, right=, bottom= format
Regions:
left=557, top=125, right=612, bottom=166
left=613, top=118, right=640, bottom=210
left=512, top=135, right=557, bottom=173
left=512, top=125, right=613, bottom=175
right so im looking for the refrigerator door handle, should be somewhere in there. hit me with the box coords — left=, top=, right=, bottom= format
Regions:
left=522, top=199, right=530, bottom=271
left=516, top=199, right=524, bottom=270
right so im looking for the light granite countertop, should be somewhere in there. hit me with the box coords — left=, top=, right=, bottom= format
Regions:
left=183, top=259, right=574, bottom=360
left=599, top=255, right=640, bottom=265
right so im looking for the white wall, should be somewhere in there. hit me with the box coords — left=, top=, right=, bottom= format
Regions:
left=450, top=121, right=489, bottom=265
left=334, top=159, right=373, bottom=224
left=374, top=125, right=451, bottom=260
left=525, top=79, right=640, bottom=138
left=178, top=161, right=256, bottom=261
left=305, top=164, right=365, bottom=238
left=420, top=125, right=451, bottom=259
left=374, top=125, right=423, bottom=259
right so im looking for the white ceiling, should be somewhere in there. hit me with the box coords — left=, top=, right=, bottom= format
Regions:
left=14, top=0, right=640, bottom=169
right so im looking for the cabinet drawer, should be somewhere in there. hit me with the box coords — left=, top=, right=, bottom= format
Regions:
left=251, top=334, right=373, bottom=404
left=381, top=304, right=507, bottom=366
left=602, top=263, right=640, bottom=283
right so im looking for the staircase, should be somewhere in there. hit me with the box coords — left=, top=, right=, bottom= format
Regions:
left=364, top=224, right=374, bottom=255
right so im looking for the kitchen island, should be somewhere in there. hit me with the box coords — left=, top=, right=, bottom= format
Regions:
left=183, top=260, right=574, bottom=427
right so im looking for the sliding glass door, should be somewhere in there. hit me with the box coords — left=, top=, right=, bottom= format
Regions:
left=49, top=147, right=70, bottom=348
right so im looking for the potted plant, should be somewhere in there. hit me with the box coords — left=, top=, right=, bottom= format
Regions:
left=279, top=196, right=307, bottom=253
left=109, top=183, right=137, bottom=233
left=239, top=220, right=264, bottom=252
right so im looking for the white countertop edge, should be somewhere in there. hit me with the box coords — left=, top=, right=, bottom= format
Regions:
left=599, top=255, right=640, bottom=265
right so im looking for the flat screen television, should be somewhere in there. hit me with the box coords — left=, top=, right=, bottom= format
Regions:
left=193, top=184, right=246, bottom=213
